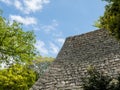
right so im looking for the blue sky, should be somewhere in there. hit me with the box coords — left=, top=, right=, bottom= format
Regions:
left=0, top=0, right=106, bottom=57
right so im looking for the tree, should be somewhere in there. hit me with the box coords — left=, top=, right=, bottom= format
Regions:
left=95, top=0, right=120, bottom=39
left=0, top=10, right=41, bottom=89
left=0, top=13, right=37, bottom=65
left=81, top=66, right=111, bottom=90
left=29, top=56, right=54, bottom=77
left=81, top=66, right=120, bottom=90
left=0, top=64, right=38, bottom=90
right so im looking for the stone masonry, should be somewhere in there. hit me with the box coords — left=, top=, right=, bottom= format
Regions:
left=30, top=29, right=120, bottom=90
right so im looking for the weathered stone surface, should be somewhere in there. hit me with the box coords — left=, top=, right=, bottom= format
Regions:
left=30, top=29, right=120, bottom=90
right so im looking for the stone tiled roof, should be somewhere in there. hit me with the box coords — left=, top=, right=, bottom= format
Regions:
left=30, top=29, right=120, bottom=90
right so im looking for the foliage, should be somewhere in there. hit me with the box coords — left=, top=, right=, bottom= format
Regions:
left=30, top=56, right=54, bottom=77
left=0, top=13, right=37, bottom=65
left=82, top=65, right=120, bottom=90
left=0, top=64, right=38, bottom=90
left=82, top=66, right=111, bottom=90
left=94, top=0, right=120, bottom=40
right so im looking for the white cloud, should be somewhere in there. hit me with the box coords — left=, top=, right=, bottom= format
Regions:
left=23, top=0, right=50, bottom=14
left=9, top=15, right=37, bottom=25
left=57, top=38, right=65, bottom=45
left=35, top=40, right=48, bottom=55
left=0, top=0, right=12, bottom=5
left=14, top=0, right=23, bottom=11
left=35, top=40, right=60, bottom=56
left=32, top=20, right=59, bottom=32
left=49, top=42, right=59, bottom=54
left=41, top=20, right=58, bottom=33
left=0, top=0, right=50, bottom=14
left=52, top=32, right=63, bottom=37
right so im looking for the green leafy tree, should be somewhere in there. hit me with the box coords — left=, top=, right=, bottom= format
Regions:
left=81, top=66, right=111, bottom=90
left=0, top=12, right=37, bottom=65
left=0, top=10, right=39, bottom=89
left=82, top=65, right=120, bottom=90
left=95, top=0, right=120, bottom=39
left=0, top=64, right=38, bottom=90
left=30, top=56, right=54, bottom=77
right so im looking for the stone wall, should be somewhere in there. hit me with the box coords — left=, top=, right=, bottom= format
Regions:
left=30, top=29, right=120, bottom=90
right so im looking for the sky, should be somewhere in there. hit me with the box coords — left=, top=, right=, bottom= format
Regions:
left=0, top=0, right=107, bottom=57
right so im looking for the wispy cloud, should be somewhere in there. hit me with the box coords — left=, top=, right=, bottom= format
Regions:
left=23, top=0, right=50, bottom=14
left=14, top=0, right=23, bottom=11
left=49, top=42, right=59, bottom=54
left=35, top=40, right=59, bottom=56
left=41, top=20, right=58, bottom=33
left=35, top=40, right=48, bottom=55
left=57, top=38, right=65, bottom=45
left=52, top=32, right=63, bottom=39
left=0, top=0, right=50, bottom=14
left=9, top=15, right=37, bottom=25
left=0, top=0, right=12, bottom=5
